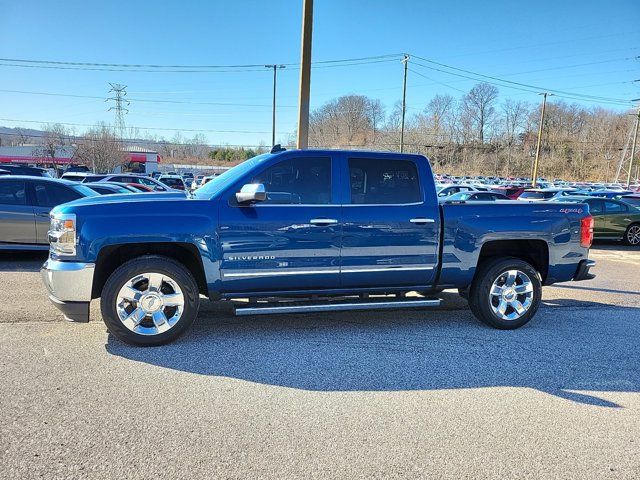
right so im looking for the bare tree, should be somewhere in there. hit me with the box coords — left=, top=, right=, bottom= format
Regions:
left=461, top=83, right=499, bottom=143
left=33, top=123, right=70, bottom=177
left=74, top=124, right=128, bottom=173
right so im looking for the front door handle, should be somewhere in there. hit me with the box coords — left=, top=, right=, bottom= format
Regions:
left=310, top=218, right=338, bottom=226
left=410, top=217, right=435, bottom=225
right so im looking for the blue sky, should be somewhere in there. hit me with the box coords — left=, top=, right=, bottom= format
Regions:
left=0, top=0, right=638, bottom=146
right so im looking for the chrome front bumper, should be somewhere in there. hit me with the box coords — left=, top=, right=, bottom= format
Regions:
left=41, top=260, right=95, bottom=322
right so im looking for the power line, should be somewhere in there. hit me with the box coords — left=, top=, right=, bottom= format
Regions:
left=410, top=53, right=635, bottom=105
left=0, top=118, right=284, bottom=135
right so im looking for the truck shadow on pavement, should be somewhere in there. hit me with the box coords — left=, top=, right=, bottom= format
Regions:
left=106, top=300, right=640, bottom=408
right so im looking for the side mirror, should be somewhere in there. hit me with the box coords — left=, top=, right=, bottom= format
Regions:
left=236, top=183, right=266, bottom=204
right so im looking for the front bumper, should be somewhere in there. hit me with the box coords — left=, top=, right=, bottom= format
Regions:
left=573, top=259, right=596, bottom=281
left=41, top=260, right=95, bottom=322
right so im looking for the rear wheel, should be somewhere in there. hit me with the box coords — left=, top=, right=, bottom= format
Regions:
left=624, top=223, right=640, bottom=246
left=100, top=255, right=200, bottom=346
left=468, top=257, right=542, bottom=329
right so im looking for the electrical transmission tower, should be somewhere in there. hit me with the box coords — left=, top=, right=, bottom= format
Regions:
left=107, top=83, right=129, bottom=139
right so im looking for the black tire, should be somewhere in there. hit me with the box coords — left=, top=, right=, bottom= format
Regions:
left=623, top=223, right=640, bottom=246
left=468, top=257, right=542, bottom=330
left=100, top=255, right=200, bottom=346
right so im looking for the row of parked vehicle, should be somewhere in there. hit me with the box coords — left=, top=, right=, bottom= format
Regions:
left=0, top=165, right=192, bottom=250
left=435, top=182, right=640, bottom=245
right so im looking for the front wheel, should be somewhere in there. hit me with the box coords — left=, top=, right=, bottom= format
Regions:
left=624, top=223, right=640, bottom=246
left=100, top=255, right=200, bottom=346
left=468, top=257, right=542, bottom=329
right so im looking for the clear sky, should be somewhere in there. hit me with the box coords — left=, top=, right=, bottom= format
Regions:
left=0, top=0, right=638, bottom=146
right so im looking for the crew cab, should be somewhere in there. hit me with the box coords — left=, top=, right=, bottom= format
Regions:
left=41, top=148, right=596, bottom=346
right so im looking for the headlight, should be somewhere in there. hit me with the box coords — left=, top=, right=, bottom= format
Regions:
left=48, top=213, right=77, bottom=256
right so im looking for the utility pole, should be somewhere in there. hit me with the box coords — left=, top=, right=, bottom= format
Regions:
left=626, top=102, right=640, bottom=187
left=296, top=0, right=313, bottom=150
left=531, top=92, right=551, bottom=187
left=107, top=83, right=129, bottom=139
left=400, top=54, right=409, bottom=153
left=265, top=65, right=286, bottom=146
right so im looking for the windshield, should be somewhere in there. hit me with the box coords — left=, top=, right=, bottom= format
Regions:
left=72, top=184, right=100, bottom=197
left=446, top=192, right=472, bottom=201
left=520, top=191, right=544, bottom=200
left=192, top=153, right=272, bottom=199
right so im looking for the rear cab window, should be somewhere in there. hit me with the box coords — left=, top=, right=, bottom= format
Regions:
left=348, top=158, right=421, bottom=204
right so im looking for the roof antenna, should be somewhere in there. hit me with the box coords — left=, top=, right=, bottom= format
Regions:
left=270, top=144, right=286, bottom=154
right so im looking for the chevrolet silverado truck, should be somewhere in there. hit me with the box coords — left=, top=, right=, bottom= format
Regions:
left=41, top=148, right=596, bottom=346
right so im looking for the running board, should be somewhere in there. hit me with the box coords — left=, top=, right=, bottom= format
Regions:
left=234, top=298, right=441, bottom=316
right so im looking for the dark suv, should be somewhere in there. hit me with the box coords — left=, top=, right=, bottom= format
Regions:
left=0, top=164, right=52, bottom=177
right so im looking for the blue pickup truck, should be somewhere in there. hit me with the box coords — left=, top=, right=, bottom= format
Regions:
left=41, top=148, right=596, bottom=346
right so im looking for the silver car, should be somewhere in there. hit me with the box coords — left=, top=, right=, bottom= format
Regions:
left=0, top=176, right=97, bottom=250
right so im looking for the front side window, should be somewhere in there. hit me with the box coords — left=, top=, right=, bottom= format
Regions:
left=34, top=183, right=80, bottom=207
left=586, top=199, right=604, bottom=215
left=250, top=157, right=331, bottom=205
left=349, top=158, right=421, bottom=204
left=0, top=180, right=27, bottom=205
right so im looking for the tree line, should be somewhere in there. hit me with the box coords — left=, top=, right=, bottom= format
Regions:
left=307, top=83, right=633, bottom=181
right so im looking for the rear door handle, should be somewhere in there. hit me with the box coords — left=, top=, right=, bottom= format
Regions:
left=410, top=217, right=435, bottom=225
left=310, top=218, right=338, bottom=225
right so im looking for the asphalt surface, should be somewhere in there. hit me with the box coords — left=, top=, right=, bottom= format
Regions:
left=0, top=245, right=639, bottom=479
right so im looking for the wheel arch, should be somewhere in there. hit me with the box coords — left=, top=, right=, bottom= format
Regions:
left=477, top=239, right=549, bottom=282
left=91, top=242, right=208, bottom=299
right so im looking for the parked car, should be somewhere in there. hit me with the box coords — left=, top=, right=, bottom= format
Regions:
left=436, top=185, right=478, bottom=198
left=83, top=174, right=178, bottom=192
left=552, top=195, right=640, bottom=246
left=42, top=149, right=595, bottom=346
left=61, top=172, right=96, bottom=182
left=0, top=164, right=52, bottom=177
left=582, top=189, right=634, bottom=199
left=518, top=188, right=576, bottom=201
left=158, top=175, right=186, bottom=190
left=620, top=194, right=640, bottom=207
left=125, top=183, right=154, bottom=192
left=0, top=177, right=97, bottom=250
left=86, top=183, right=137, bottom=195
left=490, top=186, right=525, bottom=199
left=441, top=191, right=510, bottom=202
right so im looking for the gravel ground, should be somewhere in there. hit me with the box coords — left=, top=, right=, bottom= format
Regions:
left=0, top=245, right=638, bottom=479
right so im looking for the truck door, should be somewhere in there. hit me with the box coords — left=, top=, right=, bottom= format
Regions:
left=218, top=155, right=341, bottom=293
left=340, top=154, right=440, bottom=289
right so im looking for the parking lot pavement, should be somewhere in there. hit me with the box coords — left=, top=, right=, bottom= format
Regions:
left=0, top=246, right=639, bottom=478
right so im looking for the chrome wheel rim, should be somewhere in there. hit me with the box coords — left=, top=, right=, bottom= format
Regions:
left=116, top=272, right=184, bottom=336
left=627, top=225, right=640, bottom=245
left=489, top=269, right=534, bottom=321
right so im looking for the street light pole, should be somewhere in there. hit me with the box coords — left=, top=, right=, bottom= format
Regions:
left=296, top=0, right=313, bottom=150
left=265, top=64, right=285, bottom=146
left=400, top=54, right=409, bottom=153
left=531, top=92, right=552, bottom=187
left=626, top=102, right=640, bottom=188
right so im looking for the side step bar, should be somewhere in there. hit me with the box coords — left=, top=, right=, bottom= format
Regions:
left=235, top=298, right=441, bottom=316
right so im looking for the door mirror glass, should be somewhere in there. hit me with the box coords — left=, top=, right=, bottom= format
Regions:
left=236, top=183, right=266, bottom=204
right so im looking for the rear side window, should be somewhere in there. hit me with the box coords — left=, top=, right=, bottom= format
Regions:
left=251, top=157, right=331, bottom=205
left=349, top=158, right=421, bottom=204
left=33, top=183, right=81, bottom=207
left=604, top=200, right=627, bottom=213
left=0, top=180, right=27, bottom=205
